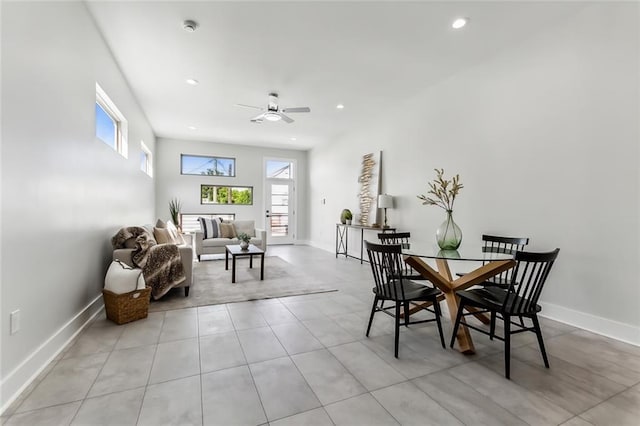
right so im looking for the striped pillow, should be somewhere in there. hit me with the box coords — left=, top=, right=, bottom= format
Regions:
left=198, top=217, right=222, bottom=239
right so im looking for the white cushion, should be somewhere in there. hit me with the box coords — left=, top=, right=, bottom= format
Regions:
left=201, top=237, right=262, bottom=248
left=202, top=238, right=235, bottom=248
left=104, top=260, right=145, bottom=294
left=166, top=220, right=186, bottom=245
left=234, top=220, right=255, bottom=237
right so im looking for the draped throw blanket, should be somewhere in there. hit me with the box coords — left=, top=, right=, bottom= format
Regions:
left=112, top=227, right=186, bottom=300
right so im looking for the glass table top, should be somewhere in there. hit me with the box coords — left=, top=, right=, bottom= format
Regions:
left=402, top=244, right=514, bottom=262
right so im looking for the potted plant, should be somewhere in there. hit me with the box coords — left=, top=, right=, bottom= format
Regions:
left=237, top=232, right=251, bottom=250
left=168, top=197, right=182, bottom=229
left=340, top=209, right=353, bottom=225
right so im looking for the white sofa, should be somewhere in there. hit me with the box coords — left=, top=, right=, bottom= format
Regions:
left=195, top=219, right=266, bottom=261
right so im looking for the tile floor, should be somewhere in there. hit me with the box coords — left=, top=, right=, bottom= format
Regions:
left=3, top=245, right=639, bottom=425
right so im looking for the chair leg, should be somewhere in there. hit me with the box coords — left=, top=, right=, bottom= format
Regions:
left=449, top=301, right=466, bottom=348
left=366, top=296, right=378, bottom=337
left=404, top=302, right=410, bottom=327
left=504, top=314, right=511, bottom=380
left=394, top=302, right=401, bottom=358
left=433, top=299, right=446, bottom=349
left=489, top=311, right=496, bottom=340
left=184, top=286, right=190, bottom=297
left=531, top=314, right=550, bottom=368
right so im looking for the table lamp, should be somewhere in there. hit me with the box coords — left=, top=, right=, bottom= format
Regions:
left=377, top=194, right=394, bottom=228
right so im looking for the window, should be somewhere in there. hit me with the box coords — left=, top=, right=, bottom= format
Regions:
left=140, top=141, right=153, bottom=177
left=201, top=185, right=253, bottom=205
left=266, top=160, right=294, bottom=179
left=181, top=154, right=235, bottom=176
left=95, top=83, right=128, bottom=157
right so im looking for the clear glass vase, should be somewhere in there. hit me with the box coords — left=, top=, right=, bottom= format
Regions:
left=436, top=211, right=462, bottom=250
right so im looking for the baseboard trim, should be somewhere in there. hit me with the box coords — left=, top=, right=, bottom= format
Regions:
left=1, top=295, right=105, bottom=415
left=540, top=302, right=640, bottom=346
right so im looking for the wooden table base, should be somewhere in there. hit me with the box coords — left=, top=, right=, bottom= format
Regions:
left=404, top=256, right=515, bottom=354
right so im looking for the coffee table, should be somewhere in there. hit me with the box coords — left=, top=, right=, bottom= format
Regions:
left=225, top=244, right=265, bottom=283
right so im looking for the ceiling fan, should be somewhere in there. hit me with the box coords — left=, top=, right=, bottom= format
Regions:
left=235, top=93, right=310, bottom=124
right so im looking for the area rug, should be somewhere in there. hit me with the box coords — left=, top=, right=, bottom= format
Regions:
left=148, top=255, right=337, bottom=312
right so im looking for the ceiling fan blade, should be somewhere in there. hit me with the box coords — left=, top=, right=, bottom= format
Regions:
left=250, top=113, right=265, bottom=122
left=235, top=103, right=263, bottom=110
left=282, top=107, right=310, bottom=113
left=280, top=113, right=294, bottom=123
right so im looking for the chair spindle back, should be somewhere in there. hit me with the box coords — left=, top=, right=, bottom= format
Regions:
left=365, top=241, right=407, bottom=301
left=482, top=234, right=529, bottom=255
left=504, top=249, right=560, bottom=313
left=378, top=232, right=411, bottom=247
left=482, top=235, right=530, bottom=284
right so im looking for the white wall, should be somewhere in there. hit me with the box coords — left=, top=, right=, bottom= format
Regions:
left=155, top=138, right=308, bottom=240
left=1, top=2, right=156, bottom=410
left=309, top=3, right=639, bottom=343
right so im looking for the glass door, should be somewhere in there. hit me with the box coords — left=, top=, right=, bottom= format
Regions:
left=265, top=159, right=296, bottom=244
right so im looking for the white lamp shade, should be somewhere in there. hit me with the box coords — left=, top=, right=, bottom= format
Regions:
left=378, top=194, right=393, bottom=209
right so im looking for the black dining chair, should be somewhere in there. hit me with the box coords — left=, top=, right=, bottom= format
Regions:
left=377, top=231, right=412, bottom=246
left=377, top=232, right=428, bottom=282
left=456, top=235, right=529, bottom=288
left=450, top=248, right=560, bottom=379
left=480, top=235, right=529, bottom=287
left=365, top=241, right=445, bottom=358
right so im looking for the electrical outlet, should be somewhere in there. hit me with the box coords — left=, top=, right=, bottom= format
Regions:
left=10, top=310, right=20, bottom=335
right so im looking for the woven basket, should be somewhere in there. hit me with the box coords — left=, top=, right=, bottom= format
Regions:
left=103, top=287, right=151, bottom=325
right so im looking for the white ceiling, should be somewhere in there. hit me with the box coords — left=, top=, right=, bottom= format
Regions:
left=86, top=1, right=585, bottom=150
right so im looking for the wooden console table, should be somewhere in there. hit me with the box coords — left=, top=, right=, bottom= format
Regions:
left=335, top=223, right=396, bottom=264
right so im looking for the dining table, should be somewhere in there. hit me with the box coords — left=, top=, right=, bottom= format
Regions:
left=402, top=245, right=516, bottom=354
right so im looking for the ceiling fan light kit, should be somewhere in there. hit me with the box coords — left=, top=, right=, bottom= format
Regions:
left=264, top=112, right=281, bottom=122
left=236, top=92, right=311, bottom=124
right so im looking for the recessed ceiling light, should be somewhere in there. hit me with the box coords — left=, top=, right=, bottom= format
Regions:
left=336, top=104, right=345, bottom=109
left=186, top=78, right=199, bottom=85
left=188, top=126, right=197, bottom=130
left=452, top=18, right=468, bottom=29
left=290, top=137, right=297, bottom=141
left=183, top=20, right=199, bottom=33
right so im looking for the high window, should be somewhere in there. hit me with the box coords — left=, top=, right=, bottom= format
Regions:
left=201, top=185, right=253, bottom=205
left=266, top=160, right=294, bottom=179
left=181, top=154, right=235, bottom=176
left=140, top=141, right=153, bottom=177
left=95, top=83, right=128, bottom=157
